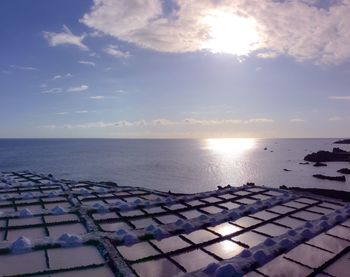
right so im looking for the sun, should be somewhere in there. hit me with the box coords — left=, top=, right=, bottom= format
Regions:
left=201, top=10, right=261, bottom=56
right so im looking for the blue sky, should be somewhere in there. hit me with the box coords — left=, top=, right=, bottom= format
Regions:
left=1, top=0, right=350, bottom=138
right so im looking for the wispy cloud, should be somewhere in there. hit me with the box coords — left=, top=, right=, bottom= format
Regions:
left=39, top=124, right=57, bottom=129
left=329, top=116, right=343, bottom=121
left=41, top=117, right=275, bottom=129
left=41, top=88, right=63, bottom=94
left=78, top=60, right=96, bottom=66
left=290, top=118, right=306, bottom=123
left=329, top=96, right=350, bottom=101
left=67, top=85, right=89, bottom=92
left=89, top=95, right=106, bottom=100
left=10, top=65, right=38, bottom=71
left=115, top=89, right=127, bottom=94
left=56, top=110, right=88, bottom=115
left=103, top=44, right=130, bottom=58
left=52, top=73, right=72, bottom=81
left=43, top=25, right=88, bottom=51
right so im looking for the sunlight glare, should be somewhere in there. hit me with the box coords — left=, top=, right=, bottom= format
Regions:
left=221, top=239, right=239, bottom=253
left=201, top=11, right=260, bottom=56
left=206, top=138, right=256, bottom=156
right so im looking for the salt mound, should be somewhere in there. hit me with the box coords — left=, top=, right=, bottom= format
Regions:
left=253, top=250, right=269, bottom=265
left=133, top=198, right=142, bottom=205
left=79, top=188, right=90, bottom=196
left=175, top=219, right=185, bottom=226
left=240, top=249, right=251, bottom=258
left=123, top=234, right=138, bottom=246
left=51, top=206, right=66, bottom=215
left=116, top=228, right=127, bottom=236
left=19, top=208, right=33, bottom=217
left=203, top=262, right=219, bottom=275
left=23, top=192, right=34, bottom=199
left=47, top=191, right=57, bottom=198
left=199, top=214, right=209, bottom=221
left=119, top=203, right=130, bottom=211
left=58, top=233, right=82, bottom=245
left=145, top=225, right=156, bottom=232
left=92, top=203, right=108, bottom=213
left=11, top=236, right=32, bottom=252
left=264, top=238, right=276, bottom=246
left=215, top=263, right=240, bottom=277
left=97, top=187, right=108, bottom=194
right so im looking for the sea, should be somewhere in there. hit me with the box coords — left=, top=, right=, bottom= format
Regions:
left=0, top=138, right=349, bottom=193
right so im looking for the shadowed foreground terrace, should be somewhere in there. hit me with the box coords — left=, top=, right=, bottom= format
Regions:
left=0, top=171, right=349, bottom=276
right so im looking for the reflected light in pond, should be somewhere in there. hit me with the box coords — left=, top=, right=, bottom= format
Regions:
left=221, top=239, right=240, bottom=253
left=205, top=138, right=256, bottom=157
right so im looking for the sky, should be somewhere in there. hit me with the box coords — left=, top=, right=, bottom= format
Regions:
left=1, top=0, right=350, bottom=138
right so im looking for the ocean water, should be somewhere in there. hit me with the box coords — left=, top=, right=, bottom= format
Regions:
left=0, top=138, right=349, bottom=193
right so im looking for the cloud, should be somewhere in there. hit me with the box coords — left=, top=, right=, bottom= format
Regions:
left=77, top=121, right=117, bottom=128
left=10, top=65, right=38, bottom=71
left=247, top=118, right=274, bottom=123
left=103, top=44, right=130, bottom=58
left=39, top=124, right=57, bottom=129
left=329, top=96, right=350, bottom=100
left=329, top=116, right=343, bottom=121
left=67, top=85, right=89, bottom=92
left=81, top=0, right=350, bottom=64
left=290, top=118, right=306, bottom=123
left=89, top=95, right=105, bottom=100
left=41, top=88, right=63, bottom=94
left=115, top=89, right=127, bottom=94
left=56, top=110, right=88, bottom=115
left=43, top=117, right=274, bottom=129
left=78, top=60, right=96, bottom=66
left=43, top=25, right=88, bottom=50
left=52, top=73, right=72, bottom=80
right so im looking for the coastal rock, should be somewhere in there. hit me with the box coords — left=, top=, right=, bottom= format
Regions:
left=304, top=148, right=350, bottom=162
left=334, top=139, right=350, bottom=144
left=283, top=169, right=292, bottom=172
left=312, top=174, right=346, bottom=182
left=299, top=162, right=309, bottom=165
left=337, top=168, right=350, bottom=174
left=314, top=162, right=327, bottom=167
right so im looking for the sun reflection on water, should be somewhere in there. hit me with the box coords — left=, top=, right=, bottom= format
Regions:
left=205, top=138, right=256, bottom=157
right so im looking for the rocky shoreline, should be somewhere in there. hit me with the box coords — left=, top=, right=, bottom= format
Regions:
left=304, top=147, right=350, bottom=162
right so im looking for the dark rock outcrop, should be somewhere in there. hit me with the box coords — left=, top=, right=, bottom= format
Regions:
left=299, top=162, right=309, bottom=165
left=313, top=162, right=327, bottom=167
left=280, top=186, right=350, bottom=201
left=283, top=169, right=292, bottom=172
left=337, top=168, right=350, bottom=174
left=304, top=147, right=350, bottom=162
left=312, top=174, right=346, bottom=182
left=334, top=139, right=350, bottom=144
